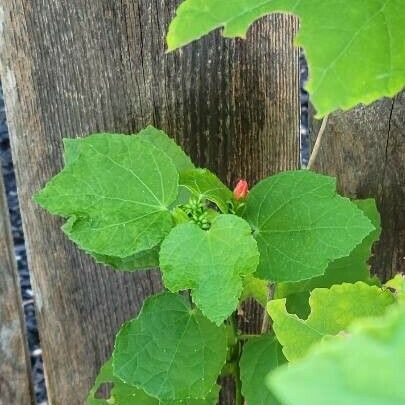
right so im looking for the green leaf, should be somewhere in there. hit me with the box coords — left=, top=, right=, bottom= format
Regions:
left=113, top=292, right=227, bottom=401
left=179, top=168, right=233, bottom=213
left=159, top=215, right=259, bottom=324
left=62, top=127, right=193, bottom=270
left=91, top=247, right=159, bottom=271
left=385, top=274, right=405, bottom=303
left=240, top=276, right=268, bottom=307
left=137, top=126, right=195, bottom=172
left=244, top=170, right=374, bottom=282
left=240, top=336, right=286, bottom=405
left=268, top=305, right=405, bottom=405
left=167, top=0, right=405, bottom=117
left=88, top=358, right=219, bottom=404
left=268, top=281, right=395, bottom=361
left=276, top=198, right=381, bottom=314
left=35, top=133, right=178, bottom=258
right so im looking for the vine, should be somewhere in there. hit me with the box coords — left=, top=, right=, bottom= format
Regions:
left=306, top=115, right=328, bottom=170
left=36, top=127, right=404, bottom=404
left=35, top=1, right=405, bottom=404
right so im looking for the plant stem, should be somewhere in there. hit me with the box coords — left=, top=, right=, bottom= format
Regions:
left=221, top=361, right=243, bottom=405
left=234, top=343, right=243, bottom=405
left=260, top=283, right=275, bottom=334
left=237, top=333, right=261, bottom=340
left=307, top=115, right=329, bottom=170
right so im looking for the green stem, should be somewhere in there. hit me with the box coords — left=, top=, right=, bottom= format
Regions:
left=237, top=333, right=261, bottom=340
left=220, top=362, right=236, bottom=378
left=234, top=354, right=243, bottom=405
left=307, top=115, right=329, bottom=170
left=224, top=358, right=243, bottom=404
left=226, top=312, right=244, bottom=404
left=261, top=283, right=275, bottom=333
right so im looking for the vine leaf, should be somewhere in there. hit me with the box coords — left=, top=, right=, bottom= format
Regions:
left=63, top=126, right=194, bottom=271
left=61, top=126, right=194, bottom=271
left=35, top=133, right=179, bottom=258
left=244, top=170, right=374, bottom=282
left=159, top=215, right=259, bottom=325
left=167, top=0, right=405, bottom=117
left=268, top=281, right=395, bottom=361
left=240, top=336, right=286, bottom=405
left=276, top=198, right=381, bottom=316
left=88, top=358, right=219, bottom=404
left=64, top=135, right=161, bottom=272
left=179, top=168, right=233, bottom=213
left=268, top=305, right=405, bottom=405
left=113, top=292, right=227, bottom=401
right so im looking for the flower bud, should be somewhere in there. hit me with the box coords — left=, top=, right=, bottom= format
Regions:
left=233, top=179, right=249, bottom=200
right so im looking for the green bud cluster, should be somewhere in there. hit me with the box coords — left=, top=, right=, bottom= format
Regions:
left=182, top=197, right=211, bottom=230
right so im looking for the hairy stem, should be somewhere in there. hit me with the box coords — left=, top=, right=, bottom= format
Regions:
left=237, top=333, right=261, bottom=340
left=234, top=343, right=243, bottom=405
left=307, top=115, right=329, bottom=170
left=260, top=283, right=275, bottom=334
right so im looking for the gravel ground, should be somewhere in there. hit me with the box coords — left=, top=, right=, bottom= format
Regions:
left=0, top=84, right=47, bottom=404
left=300, top=54, right=310, bottom=167
left=0, top=55, right=309, bottom=404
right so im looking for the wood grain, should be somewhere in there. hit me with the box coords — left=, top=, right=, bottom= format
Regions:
left=0, top=1, right=299, bottom=403
left=0, top=166, right=33, bottom=404
left=310, top=92, right=405, bottom=281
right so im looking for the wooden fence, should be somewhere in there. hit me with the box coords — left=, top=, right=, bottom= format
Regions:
left=0, top=1, right=403, bottom=404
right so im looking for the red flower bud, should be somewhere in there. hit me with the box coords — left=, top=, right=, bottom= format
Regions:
left=233, top=179, right=249, bottom=200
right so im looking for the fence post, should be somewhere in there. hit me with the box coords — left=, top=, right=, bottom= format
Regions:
left=0, top=2, right=300, bottom=402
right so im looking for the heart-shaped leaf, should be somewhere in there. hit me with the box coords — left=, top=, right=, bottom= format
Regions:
left=35, top=133, right=179, bottom=258
left=276, top=198, right=381, bottom=317
left=159, top=215, right=259, bottom=324
left=61, top=126, right=193, bottom=270
left=244, top=170, right=374, bottom=282
left=113, top=292, right=227, bottom=401
left=88, top=357, right=220, bottom=404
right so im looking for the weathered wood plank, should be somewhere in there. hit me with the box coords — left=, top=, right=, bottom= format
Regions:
left=0, top=166, right=33, bottom=404
left=310, top=92, right=405, bottom=281
left=0, top=1, right=299, bottom=403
